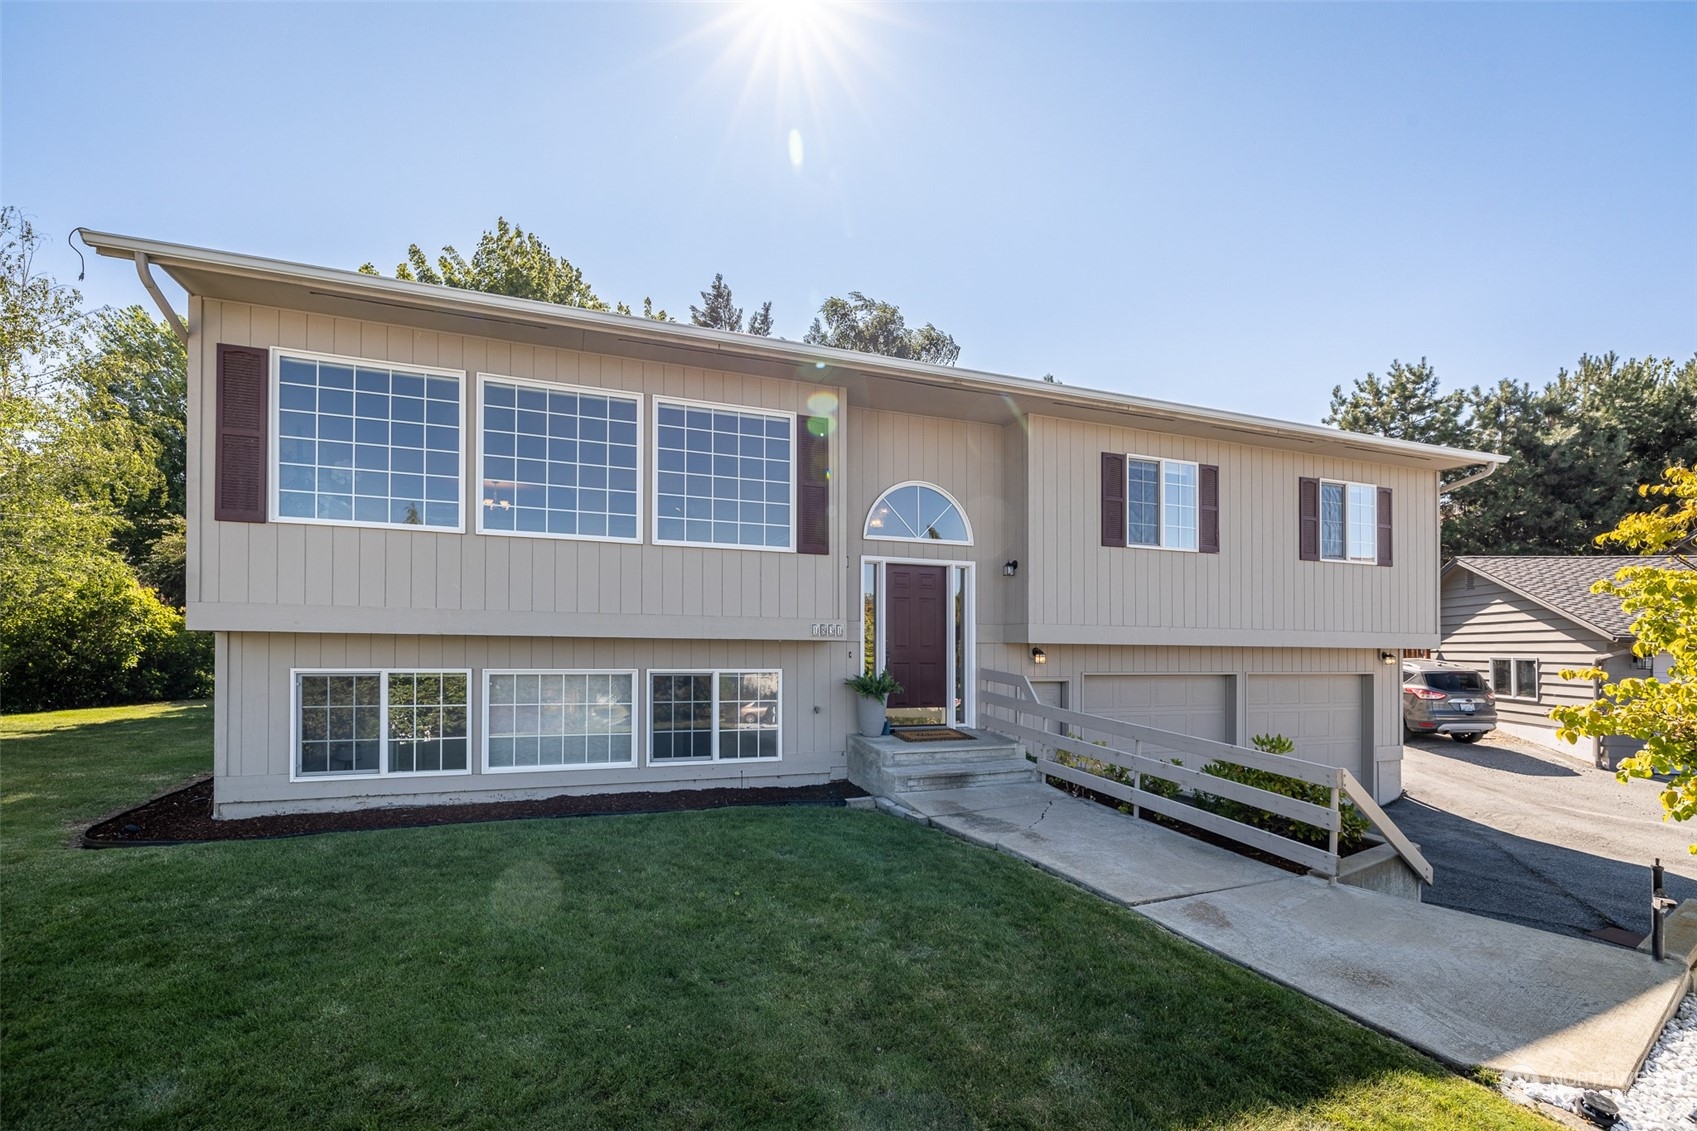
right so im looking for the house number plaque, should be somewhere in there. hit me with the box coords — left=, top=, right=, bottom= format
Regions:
left=809, top=623, right=846, bottom=638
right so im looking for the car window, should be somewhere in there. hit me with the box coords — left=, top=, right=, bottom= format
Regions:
left=1424, top=671, right=1485, bottom=693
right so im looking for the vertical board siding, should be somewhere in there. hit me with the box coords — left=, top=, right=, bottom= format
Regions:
left=1026, top=415, right=1439, bottom=640
left=221, top=631, right=855, bottom=810
left=846, top=408, right=1024, bottom=634
left=195, top=300, right=844, bottom=635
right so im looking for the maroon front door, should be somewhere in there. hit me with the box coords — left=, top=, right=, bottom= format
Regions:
left=885, top=564, right=948, bottom=711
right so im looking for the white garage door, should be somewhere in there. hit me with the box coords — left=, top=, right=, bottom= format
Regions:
left=1081, top=674, right=1231, bottom=758
left=1246, top=674, right=1365, bottom=776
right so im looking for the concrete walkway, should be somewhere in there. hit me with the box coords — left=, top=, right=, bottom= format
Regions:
left=891, top=781, right=1690, bottom=1091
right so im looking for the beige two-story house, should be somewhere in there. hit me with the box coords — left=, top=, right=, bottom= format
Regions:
left=86, top=231, right=1504, bottom=818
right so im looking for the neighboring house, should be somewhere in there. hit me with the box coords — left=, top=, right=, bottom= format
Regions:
left=84, top=230, right=1503, bottom=818
left=1439, top=556, right=1683, bottom=767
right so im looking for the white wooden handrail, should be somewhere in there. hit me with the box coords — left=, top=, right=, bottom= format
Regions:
left=978, top=668, right=1432, bottom=885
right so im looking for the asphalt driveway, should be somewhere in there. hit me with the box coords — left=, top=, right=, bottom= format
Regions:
left=1386, top=732, right=1697, bottom=941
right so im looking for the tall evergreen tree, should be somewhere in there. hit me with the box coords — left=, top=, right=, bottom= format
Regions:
left=690, top=274, right=742, bottom=331
left=1323, top=358, right=1468, bottom=449
left=746, top=301, right=773, bottom=337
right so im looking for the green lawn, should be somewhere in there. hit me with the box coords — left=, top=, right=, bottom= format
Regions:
left=1, top=703, right=1544, bottom=1130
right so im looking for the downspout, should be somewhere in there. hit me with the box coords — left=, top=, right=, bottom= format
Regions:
left=130, top=247, right=190, bottom=344
left=1443, top=460, right=1503, bottom=494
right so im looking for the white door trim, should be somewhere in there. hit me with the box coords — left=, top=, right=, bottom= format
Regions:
left=859, top=555, right=976, bottom=727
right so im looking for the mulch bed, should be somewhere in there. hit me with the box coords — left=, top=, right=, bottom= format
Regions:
left=81, top=776, right=869, bottom=848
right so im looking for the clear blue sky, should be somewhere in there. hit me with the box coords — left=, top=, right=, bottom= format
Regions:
left=5, top=2, right=1693, bottom=423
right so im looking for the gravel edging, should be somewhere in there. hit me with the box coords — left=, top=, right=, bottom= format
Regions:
left=1505, top=994, right=1697, bottom=1130
left=81, top=776, right=870, bottom=848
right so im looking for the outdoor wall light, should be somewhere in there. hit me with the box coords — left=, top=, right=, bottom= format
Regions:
left=1031, top=647, right=1048, bottom=665
left=1003, top=560, right=1019, bottom=577
left=1380, top=650, right=1398, bottom=666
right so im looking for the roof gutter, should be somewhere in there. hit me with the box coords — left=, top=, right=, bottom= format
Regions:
left=75, top=228, right=1511, bottom=471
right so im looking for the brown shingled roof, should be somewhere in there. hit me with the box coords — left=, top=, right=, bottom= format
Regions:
left=1447, top=556, right=1690, bottom=640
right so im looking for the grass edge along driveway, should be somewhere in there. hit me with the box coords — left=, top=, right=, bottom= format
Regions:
left=1, top=702, right=1545, bottom=1130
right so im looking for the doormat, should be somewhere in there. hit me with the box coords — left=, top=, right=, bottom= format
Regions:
left=892, top=727, right=975, bottom=743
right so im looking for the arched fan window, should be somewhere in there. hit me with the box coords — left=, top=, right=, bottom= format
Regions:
left=864, top=482, right=972, bottom=544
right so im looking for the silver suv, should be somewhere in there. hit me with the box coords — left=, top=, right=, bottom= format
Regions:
left=1402, top=659, right=1496, bottom=743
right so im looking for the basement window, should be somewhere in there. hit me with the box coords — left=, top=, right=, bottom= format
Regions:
left=649, top=670, right=781, bottom=762
left=293, top=670, right=470, bottom=779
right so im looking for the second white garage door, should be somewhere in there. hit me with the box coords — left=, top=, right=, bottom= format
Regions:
left=1246, top=674, right=1366, bottom=776
left=1080, top=674, right=1232, bottom=758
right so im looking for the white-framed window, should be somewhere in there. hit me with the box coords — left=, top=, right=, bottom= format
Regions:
left=1490, top=657, right=1540, bottom=700
left=648, top=670, right=781, bottom=762
left=864, top=482, right=972, bottom=544
left=652, top=398, right=795, bottom=551
left=274, top=349, right=465, bottom=531
left=483, top=670, right=637, bottom=772
left=1125, top=455, right=1198, bottom=551
left=1320, top=479, right=1378, bottom=563
left=476, top=375, right=642, bottom=542
left=291, top=670, right=471, bottom=780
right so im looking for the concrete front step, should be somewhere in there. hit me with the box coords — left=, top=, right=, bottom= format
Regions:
left=881, top=759, right=1038, bottom=793
left=876, top=742, right=1023, bottom=768
left=846, top=730, right=1035, bottom=797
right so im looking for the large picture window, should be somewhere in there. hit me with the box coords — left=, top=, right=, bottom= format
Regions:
left=276, top=351, right=464, bottom=530
left=1125, top=455, right=1198, bottom=551
left=484, top=670, right=637, bottom=771
left=653, top=400, right=793, bottom=550
left=1320, top=480, right=1378, bottom=563
left=649, top=670, right=781, bottom=762
left=478, top=377, right=640, bottom=541
left=293, top=670, right=469, bottom=779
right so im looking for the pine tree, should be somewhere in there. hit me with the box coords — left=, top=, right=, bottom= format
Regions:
left=747, top=301, right=773, bottom=337
left=690, top=274, right=742, bottom=332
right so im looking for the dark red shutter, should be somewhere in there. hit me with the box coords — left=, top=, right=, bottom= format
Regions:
left=796, top=417, right=829, bottom=555
left=1100, top=453, right=1126, bottom=548
left=215, top=344, right=269, bottom=523
left=1198, top=464, right=1220, bottom=554
left=1376, top=486, right=1393, bottom=567
left=1298, top=477, right=1320, bottom=561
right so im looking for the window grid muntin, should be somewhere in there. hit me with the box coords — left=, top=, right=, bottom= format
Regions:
left=653, top=398, right=795, bottom=551
left=484, top=669, right=637, bottom=771
left=1163, top=461, right=1199, bottom=551
left=387, top=672, right=470, bottom=773
left=275, top=350, right=465, bottom=531
left=1123, top=455, right=1198, bottom=551
left=292, top=669, right=473, bottom=780
left=477, top=375, right=642, bottom=543
left=863, top=482, right=972, bottom=545
left=1319, top=478, right=1378, bottom=564
left=1126, top=459, right=1161, bottom=547
left=648, top=669, right=782, bottom=762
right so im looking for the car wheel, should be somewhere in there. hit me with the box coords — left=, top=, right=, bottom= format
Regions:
left=1453, top=732, right=1483, bottom=744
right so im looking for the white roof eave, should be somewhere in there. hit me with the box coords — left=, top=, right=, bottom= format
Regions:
left=79, top=227, right=1510, bottom=472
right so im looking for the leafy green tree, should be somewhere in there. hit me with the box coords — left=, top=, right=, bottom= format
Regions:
left=1, top=207, right=208, bottom=710
left=361, top=218, right=678, bottom=324
left=689, top=274, right=773, bottom=335
left=803, top=292, right=959, bottom=364
left=360, top=217, right=609, bottom=310
left=1324, top=359, right=1468, bottom=449
left=71, top=306, right=188, bottom=595
left=1551, top=466, right=1697, bottom=837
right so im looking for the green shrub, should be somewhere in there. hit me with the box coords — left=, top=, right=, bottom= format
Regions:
left=1193, top=733, right=1370, bottom=851
left=1, top=556, right=211, bottom=713
left=1052, top=741, right=1183, bottom=814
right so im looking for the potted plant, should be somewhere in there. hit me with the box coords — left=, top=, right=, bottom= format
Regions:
left=845, top=670, right=904, bottom=738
